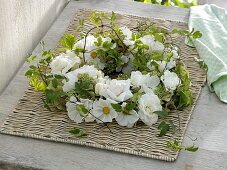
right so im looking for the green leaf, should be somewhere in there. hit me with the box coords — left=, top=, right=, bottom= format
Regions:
left=125, top=102, right=137, bottom=111
left=42, top=98, right=51, bottom=111
left=60, top=33, right=76, bottom=50
left=25, top=70, right=33, bottom=77
left=102, top=41, right=113, bottom=49
left=76, top=105, right=89, bottom=117
left=131, top=92, right=142, bottom=103
left=154, top=33, right=164, bottom=42
left=192, top=31, right=202, bottom=39
left=45, top=89, right=66, bottom=103
left=30, top=79, right=46, bottom=91
left=54, top=75, right=64, bottom=79
left=154, top=110, right=168, bottom=118
left=111, top=103, right=122, bottom=112
left=94, top=37, right=103, bottom=46
left=75, top=82, right=82, bottom=90
left=168, top=120, right=177, bottom=132
left=69, top=128, right=88, bottom=137
left=158, top=121, right=170, bottom=137
left=52, top=79, right=58, bottom=88
left=29, top=65, right=37, bottom=69
left=81, top=81, right=90, bottom=89
left=176, top=91, right=193, bottom=110
left=111, top=11, right=116, bottom=21
left=185, top=146, right=199, bottom=152
left=167, top=140, right=199, bottom=152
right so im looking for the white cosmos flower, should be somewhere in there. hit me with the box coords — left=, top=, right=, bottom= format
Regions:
left=62, top=65, right=103, bottom=92
left=130, top=71, right=160, bottom=91
left=95, top=79, right=133, bottom=102
left=74, top=35, right=115, bottom=70
left=138, top=93, right=162, bottom=126
left=75, top=35, right=104, bottom=69
left=91, top=99, right=117, bottom=123
left=116, top=54, right=134, bottom=74
left=50, top=51, right=81, bottom=75
left=115, top=102, right=139, bottom=128
left=66, top=96, right=95, bottom=123
left=161, top=70, right=180, bottom=91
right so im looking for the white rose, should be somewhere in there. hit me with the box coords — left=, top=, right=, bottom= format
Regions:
left=138, top=93, right=162, bottom=126
left=147, top=58, right=176, bottom=72
left=130, top=71, right=160, bottom=91
left=96, top=79, right=133, bottom=102
left=62, top=65, right=103, bottom=92
left=50, top=51, right=81, bottom=75
left=95, top=82, right=108, bottom=96
left=161, top=70, right=180, bottom=91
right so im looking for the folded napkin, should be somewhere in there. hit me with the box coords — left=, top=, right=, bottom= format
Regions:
left=186, top=4, right=227, bottom=103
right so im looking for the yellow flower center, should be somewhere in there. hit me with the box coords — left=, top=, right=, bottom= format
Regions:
left=123, top=109, right=130, bottom=115
left=102, top=107, right=110, bottom=114
left=122, top=63, right=128, bottom=67
left=90, top=51, right=97, bottom=59
left=145, top=105, right=154, bottom=114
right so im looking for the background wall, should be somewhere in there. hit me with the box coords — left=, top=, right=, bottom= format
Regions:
left=0, top=0, right=68, bottom=93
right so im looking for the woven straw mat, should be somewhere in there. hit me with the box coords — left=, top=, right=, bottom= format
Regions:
left=0, top=9, right=206, bottom=162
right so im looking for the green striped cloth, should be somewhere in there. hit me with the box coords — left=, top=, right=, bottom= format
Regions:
left=186, top=4, right=227, bottom=103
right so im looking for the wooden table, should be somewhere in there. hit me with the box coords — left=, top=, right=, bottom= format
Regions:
left=1, top=0, right=227, bottom=169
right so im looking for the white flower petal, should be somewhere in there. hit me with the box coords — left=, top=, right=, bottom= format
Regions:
left=138, top=93, right=162, bottom=126
left=161, top=70, right=180, bottom=91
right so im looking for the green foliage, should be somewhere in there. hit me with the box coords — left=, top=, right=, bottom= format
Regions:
left=158, top=121, right=170, bottom=137
left=29, top=79, right=47, bottom=91
left=111, top=102, right=137, bottom=115
left=90, top=11, right=116, bottom=27
left=194, top=57, right=208, bottom=71
left=60, top=33, right=76, bottom=50
left=45, top=89, right=66, bottom=104
left=157, top=119, right=177, bottom=136
left=167, top=140, right=198, bottom=152
left=125, top=102, right=137, bottom=111
left=131, top=92, right=142, bottom=103
left=154, top=110, right=168, bottom=118
left=76, top=105, right=89, bottom=117
left=155, top=84, right=172, bottom=102
left=74, top=74, right=95, bottom=99
left=173, top=62, right=193, bottom=110
left=111, top=103, right=122, bottom=112
left=172, top=28, right=202, bottom=40
left=69, top=128, right=88, bottom=137
left=133, top=0, right=198, bottom=8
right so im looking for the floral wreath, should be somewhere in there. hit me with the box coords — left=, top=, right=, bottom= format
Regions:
left=25, top=12, right=202, bottom=151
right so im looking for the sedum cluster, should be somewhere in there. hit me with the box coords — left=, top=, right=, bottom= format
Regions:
left=25, top=12, right=201, bottom=136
